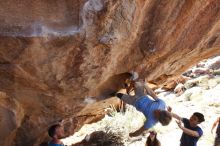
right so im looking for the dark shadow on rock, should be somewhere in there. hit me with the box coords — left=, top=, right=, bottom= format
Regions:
left=72, top=131, right=124, bottom=146
left=39, top=142, right=48, bottom=146
left=95, top=72, right=132, bottom=99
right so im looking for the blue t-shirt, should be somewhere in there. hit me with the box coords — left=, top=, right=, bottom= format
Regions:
left=48, top=142, right=64, bottom=146
left=134, top=95, right=166, bottom=129
left=180, top=118, right=203, bottom=146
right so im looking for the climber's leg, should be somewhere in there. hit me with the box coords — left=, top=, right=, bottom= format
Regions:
left=116, top=93, right=137, bottom=106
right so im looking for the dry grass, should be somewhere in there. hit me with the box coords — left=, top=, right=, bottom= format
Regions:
left=62, top=105, right=146, bottom=146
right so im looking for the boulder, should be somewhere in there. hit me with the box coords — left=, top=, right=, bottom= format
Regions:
left=0, top=0, right=220, bottom=145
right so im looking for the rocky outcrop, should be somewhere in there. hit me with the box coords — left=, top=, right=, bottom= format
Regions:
left=0, top=0, right=220, bottom=145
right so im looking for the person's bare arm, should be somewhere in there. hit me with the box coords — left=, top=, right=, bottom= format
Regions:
left=211, top=117, right=220, bottom=133
left=181, top=127, right=200, bottom=137
left=171, top=112, right=182, bottom=121
left=176, top=120, right=200, bottom=137
left=144, top=83, right=158, bottom=100
left=129, top=125, right=146, bottom=137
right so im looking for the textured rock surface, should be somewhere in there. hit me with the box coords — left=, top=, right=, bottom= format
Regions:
left=0, top=0, right=220, bottom=145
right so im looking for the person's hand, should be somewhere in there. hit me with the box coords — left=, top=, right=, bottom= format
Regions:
left=176, top=120, right=183, bottom=129
left=167, top=106, right=172, bottom=112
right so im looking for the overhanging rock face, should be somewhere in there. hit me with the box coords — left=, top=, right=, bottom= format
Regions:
left=0, top=0, right=220, bottom=145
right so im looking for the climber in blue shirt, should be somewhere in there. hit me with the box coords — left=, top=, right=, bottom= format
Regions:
left=116, top=79, right=172, bottom=137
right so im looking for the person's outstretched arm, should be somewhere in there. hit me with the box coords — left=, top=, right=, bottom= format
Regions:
left=129, top=125, right=146, bottom=137
left=176, top=120, right=201, bottom=137
left=211, top=117, right=220, bottom=133
left=171, top=112, right=182, bottom=121
left=144, top=83, right=158, bottom=100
